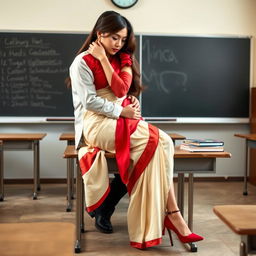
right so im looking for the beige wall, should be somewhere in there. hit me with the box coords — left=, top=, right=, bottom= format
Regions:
left=0, top=0, right=254, bottom=179
left=1, top=0, right=255, bottom=85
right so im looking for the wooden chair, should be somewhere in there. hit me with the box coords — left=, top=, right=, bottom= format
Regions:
left=213, top=205, right=256, bottom=256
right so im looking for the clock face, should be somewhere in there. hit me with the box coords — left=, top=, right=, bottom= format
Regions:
left=111, top=0, right=138, bottom=9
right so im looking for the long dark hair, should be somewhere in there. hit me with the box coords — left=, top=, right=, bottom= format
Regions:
left=66, top=11, right=142, bottom=96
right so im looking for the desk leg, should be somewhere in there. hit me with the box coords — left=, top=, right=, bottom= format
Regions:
left=188, top=173, right=197, bottom=253
left=75, top=159, right=82, bottom=253
left=37, top=142, right=41, bottom=191
left=240, top=241, right=246, bottom=256
left=177, top=173, right=185, bottom=216
left=177, top=173, right=197, bottom=252
left=240, top=234, right=256, bottom=256
left=67, top=142, right=75, bottom=200
left=66, top=159, right=72, bottom=212
left=188, top=173, right=193, bottom=231
left=33, top=141, right=39, bottom=200
left=188, top=173, right=197, bottom=252
left=71, top=158, right=75, bottom=199
left=243, top=140, right=249, bottom=196
left=0, top=144, right=4, bottom=201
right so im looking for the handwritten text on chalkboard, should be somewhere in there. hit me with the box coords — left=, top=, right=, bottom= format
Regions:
left=0, top=37, right=66, bottom=110
left=0, top=32, right=85, bottom=117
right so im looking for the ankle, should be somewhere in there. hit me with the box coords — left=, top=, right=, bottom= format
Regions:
left=166, top=211, right=192, bottom=236
left=167, top=212, right=182, bottom=222
left=166, top=209, right=180, bottom=215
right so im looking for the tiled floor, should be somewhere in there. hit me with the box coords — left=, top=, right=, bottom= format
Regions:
left=0, top=181, right=256, bottom=255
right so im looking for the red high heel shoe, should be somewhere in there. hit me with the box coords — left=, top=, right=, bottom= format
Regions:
left=163, top=210, right=204, bottom=246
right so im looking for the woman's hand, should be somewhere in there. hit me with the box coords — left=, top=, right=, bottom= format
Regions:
left=128, top=95, right=140, bottom=112
left=87, top=41, right=106, bottom=61
left=121, top=95, right=141, bottom=119
left=121, top=103, right=141, bottom=119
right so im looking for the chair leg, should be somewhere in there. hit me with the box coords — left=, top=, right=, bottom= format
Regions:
left=75, top=160, right=82, bottom=253
left=81, top=182, right=85, bottom=233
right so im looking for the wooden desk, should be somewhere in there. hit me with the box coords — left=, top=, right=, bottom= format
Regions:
left=0, top=222, right=75, bottom=256
left=213, top=205, right=256, bottom=256
left=63, top=145, right=231, bottom=253
left=0, top=133, right=47, bottom=200
left=59, top=133, right=76, bottom=143
left=60, top=132, right=186, bottom=212
left=59, top=133, right=75, bottom=211
left=234, top=133, right=256, bottom=195
left=174, top=147, right=231, bottom=235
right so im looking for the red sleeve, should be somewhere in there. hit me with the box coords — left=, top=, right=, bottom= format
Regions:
left=111, top=71, right=132, bottom=98
left=119, top=52, right=132, bottom=68
left=82, top=54, right=96, bottom=71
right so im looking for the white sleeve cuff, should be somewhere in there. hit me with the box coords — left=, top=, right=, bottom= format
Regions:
left=113, top=104, right=123, bottom=119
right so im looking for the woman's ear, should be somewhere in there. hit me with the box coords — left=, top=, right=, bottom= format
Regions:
left=96, top=31, right=102, bottom=41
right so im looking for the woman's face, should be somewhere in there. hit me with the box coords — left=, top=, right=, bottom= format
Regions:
left=99, top=28, right=128, bottom=56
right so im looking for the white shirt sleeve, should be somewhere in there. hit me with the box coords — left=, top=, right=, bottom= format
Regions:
left=70, top=54, right=123, bottom=119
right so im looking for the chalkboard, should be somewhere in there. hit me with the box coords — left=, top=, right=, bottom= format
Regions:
left=0, top=32, right=251, bottom=122
left=0, top=32, right=86, bottom=117
left=141, top=35, right=250, bottom=119
left=0, top=32, right=141, bottom=119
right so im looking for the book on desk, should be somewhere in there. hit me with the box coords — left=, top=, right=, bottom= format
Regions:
left=181, top=139, right=224, bottom=152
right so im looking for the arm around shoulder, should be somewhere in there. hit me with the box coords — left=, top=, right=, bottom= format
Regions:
left=70, top=54, right=123, bottom=119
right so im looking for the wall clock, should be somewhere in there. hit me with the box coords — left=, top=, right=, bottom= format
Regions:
left=111, top=0, right=138, bottom=9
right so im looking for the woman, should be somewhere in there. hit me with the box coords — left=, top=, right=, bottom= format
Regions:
left=69, top=10, right=203, bottom=249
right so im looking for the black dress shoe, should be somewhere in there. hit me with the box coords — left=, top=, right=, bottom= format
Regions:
left=95, top=213, right=113, bottom=233
left=88, top=209, right=114, bottom=234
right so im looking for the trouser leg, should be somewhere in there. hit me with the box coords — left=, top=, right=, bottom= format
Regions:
left=89, top=174, right=127, bottom=233
left=98, top=174, right=127, bottom=217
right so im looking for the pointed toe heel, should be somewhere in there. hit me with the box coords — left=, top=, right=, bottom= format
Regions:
left=163, top=210, right=204, bottom=245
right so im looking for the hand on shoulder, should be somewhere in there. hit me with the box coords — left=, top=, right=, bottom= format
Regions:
left=87, top=41, right=107, bottom=62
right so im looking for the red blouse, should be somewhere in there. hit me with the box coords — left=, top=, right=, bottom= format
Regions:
left=83, top=52, right=132, bottom=98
